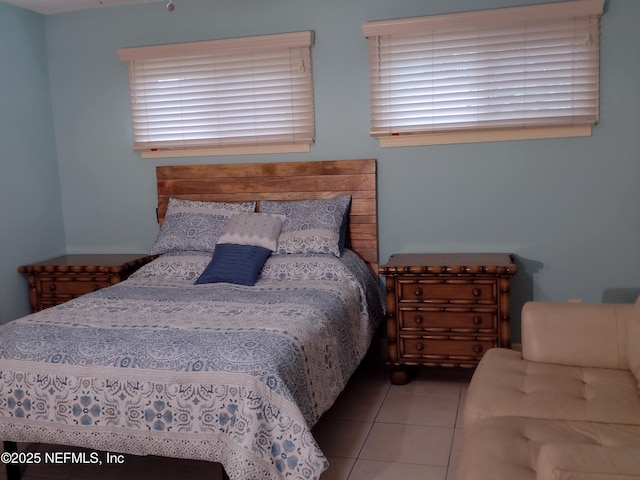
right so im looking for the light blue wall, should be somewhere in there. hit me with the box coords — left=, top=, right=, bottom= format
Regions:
left=0, top=2, right=65, bottom=323
left=3, top=0, right=640, bottom=339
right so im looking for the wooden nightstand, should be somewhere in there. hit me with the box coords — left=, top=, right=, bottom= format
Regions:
left=18, top=254, right=155, bottom=312
left=379, top=253, right=516, bottom=385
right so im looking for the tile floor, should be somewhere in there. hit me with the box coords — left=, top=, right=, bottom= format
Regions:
left=1, top=361, right=472, bottom=480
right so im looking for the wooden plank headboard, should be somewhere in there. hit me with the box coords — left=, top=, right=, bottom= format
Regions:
left=156, top=159, right=378, bottom=274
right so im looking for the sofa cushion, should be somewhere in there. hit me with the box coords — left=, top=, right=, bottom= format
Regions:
left=463, top=348, right=640, bottom=429
left=457, top=416, right=640, bottom=480
left=536, top=444, right=640, bottom=480
left=522, top=301, right=632, bottom=370
left=628, top=295, right=640, bottom=389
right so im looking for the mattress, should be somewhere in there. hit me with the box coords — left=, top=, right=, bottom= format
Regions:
left=0, top=249, right=383, bottom=480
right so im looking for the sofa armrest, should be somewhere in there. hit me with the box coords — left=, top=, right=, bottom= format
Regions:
left=521, top=301, right=633, bottom=369
left=536, top=443, right=640, bottom=480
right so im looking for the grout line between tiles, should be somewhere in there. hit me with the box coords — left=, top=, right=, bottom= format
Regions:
left=342, top=376, right=391, bottom=480
left=446, top=387, right=464, bottom=469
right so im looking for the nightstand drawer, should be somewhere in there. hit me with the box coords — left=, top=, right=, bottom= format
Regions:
left=39, top=278, right=111, bottom=296
left=399, top=336, right=497, bottom=361
left=398, top=279, right=497, bottom=304
left=399, top=307, right=497, bottom=333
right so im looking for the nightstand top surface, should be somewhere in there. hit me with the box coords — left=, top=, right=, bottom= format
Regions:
left=379, top=253, right=516, bottom=275
left=18, top=254, right=154, bottom=274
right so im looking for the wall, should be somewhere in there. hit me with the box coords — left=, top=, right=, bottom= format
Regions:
left=0, top=2, right=65, bottom=323
left=4, top=0, right=640, bottom=339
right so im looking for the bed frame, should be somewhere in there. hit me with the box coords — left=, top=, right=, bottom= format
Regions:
left=156, top=158, right=379, bottom=275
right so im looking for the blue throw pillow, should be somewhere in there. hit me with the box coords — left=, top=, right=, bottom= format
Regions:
left=195, top=244, right=272, bottom=286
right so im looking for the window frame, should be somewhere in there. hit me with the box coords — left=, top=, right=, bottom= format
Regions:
left=118, top=31, right=315, bottom=158
left=362, top=0, right=604, bottom=147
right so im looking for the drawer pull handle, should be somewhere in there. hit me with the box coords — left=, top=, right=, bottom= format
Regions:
left=472, top=316, right=482, bottom=325
left=414, top=315, right=423, bottom=324
left=49, top=284, right=56, bottom=291
left=414, top=287, right=423, bottom=297
left=473, top=344, right=483, bottom=354
left=472, top=288, right=482, bottom=297
left=416, top=342, right=425, bottom=351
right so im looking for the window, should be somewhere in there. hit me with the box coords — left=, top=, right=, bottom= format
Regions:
left=118, top=31, right=314, bottom=157
left=362, top=0, right=604, bottom=147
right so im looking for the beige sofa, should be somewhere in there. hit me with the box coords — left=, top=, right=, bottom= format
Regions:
left=457, top=299, right=640, bottom=480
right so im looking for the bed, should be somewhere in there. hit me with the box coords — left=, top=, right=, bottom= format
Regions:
left=0, top=159, right=382, bottom=480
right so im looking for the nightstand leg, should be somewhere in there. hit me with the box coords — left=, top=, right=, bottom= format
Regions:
left=389, top=365, right=415, bottom=385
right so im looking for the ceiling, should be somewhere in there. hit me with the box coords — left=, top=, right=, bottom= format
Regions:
left=4, top=0, right=160, bottom=14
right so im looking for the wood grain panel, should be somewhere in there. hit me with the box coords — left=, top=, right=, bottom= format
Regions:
left=156, top=159, right=378, bottom=275
left=156, top=159, right=375, bottom=179
left=157, top=174, right=373, bottom=196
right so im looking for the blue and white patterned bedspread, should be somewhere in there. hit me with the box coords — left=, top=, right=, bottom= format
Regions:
left=0, top=250, right=383, bottom=480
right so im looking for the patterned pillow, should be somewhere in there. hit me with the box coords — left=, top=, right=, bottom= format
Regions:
left=150, top=198, right=256, bottom=255
left=260, top=195, right=351, bottom=257
left=195, top=244, right=272, bottom=286
left=217, top=213, right=285, bottom=252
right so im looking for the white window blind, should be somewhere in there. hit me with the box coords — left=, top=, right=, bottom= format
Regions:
left=118, top=31, right=314, bottom=155
left=362, top=0, right=604, bottom=146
